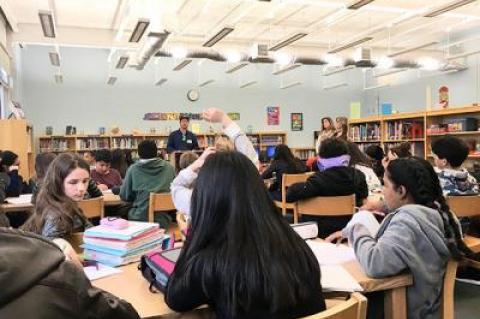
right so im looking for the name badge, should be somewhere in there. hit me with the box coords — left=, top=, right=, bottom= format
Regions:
left=187, top=139, right=192, bottom=144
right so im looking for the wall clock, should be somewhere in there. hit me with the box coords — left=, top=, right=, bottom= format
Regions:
left=187, top=89, right=199, bottom=102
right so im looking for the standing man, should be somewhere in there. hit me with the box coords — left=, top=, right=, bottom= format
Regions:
left=167, top=116, right=199, bottom=153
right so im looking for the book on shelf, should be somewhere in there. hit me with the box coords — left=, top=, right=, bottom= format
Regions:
left=384, top=141, right=424, bottom=158
left=384, top=120, right=424, bottom=140
left=350, top=123, right=380, bottom=141
left=294, top=149, right=316, bottom=160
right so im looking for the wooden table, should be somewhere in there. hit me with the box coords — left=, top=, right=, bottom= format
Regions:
left=94, top=260, right=412, bottom=319
left=102, top=193, right=124, bottom=206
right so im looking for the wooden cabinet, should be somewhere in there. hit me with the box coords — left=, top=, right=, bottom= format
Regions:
left=0, top=119, right=34, bottom=179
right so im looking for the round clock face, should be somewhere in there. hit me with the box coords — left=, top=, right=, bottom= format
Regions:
left=187, top=89, right=199, bottom=101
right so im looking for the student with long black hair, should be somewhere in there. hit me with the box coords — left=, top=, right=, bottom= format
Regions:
left=335, top=157, right=478, bottom=319
left=165, top=151, right=326, bottom=318
left=0, top=152, right=10, bottom=227
left=261, top=144, right=306, bottom=200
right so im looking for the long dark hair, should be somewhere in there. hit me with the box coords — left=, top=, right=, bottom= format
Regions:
left=273, top=144, right=304, bottom=173
left=321, top=117, right=335, bottom=131
left=35, top=152, right=57, bottom=181
left=170, top=151, right=320, bottom=316
left=387, top=157, right=478, bottom=260
left=110, top=149, right=128, bottom=178
left=347, top=142, right=372, bottom=168
left=22, top=153, right=89, bottom=236
left=389, top=142, right=412, bottom=158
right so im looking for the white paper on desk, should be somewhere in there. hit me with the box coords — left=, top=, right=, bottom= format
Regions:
left=5, top=194, right=32, bottom=204
left=321, top=265, right=363, bottom=292
left=84, top=263, right=122, bottom=281
left=306, top=241, right=356, bottom=265
left=102, top=189, right=113, bottom=194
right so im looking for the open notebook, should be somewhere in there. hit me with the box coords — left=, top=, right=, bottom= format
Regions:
left=5, top=194, right=33, bottom=204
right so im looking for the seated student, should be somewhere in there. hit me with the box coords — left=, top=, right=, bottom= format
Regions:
left=90, top=149, right=122, bottom=191
left=83, top=150, right=96, bottom=168
left=0, top=154, right=10, bottom=227
left=347, top=142, right=382, bottom=194
left=431, top=136, right=479, bottom=195
left=286, top=138, right=368, bottom=238
left=0, top=228, right=140, bottom=319
left=178, top=152, right=199, bottom=171
left=383, top=142, right=412, bottom=168
left=119, top=140, right=175, bottom=228
left=22, top=153, right=92, bottom=239
left=31, top=153, right=57, bottom=204
left=171, top=108, right=259, bottom=217
left=0, top=150, right=27, bottom=197
left=364, top=144, right=385, bottom=182
left=261, top=144, right=307, bottom=201
left=111, top=149, right=129, bottom=179
left=335, top=157, right=477, bottom=319
left=165, top=151, right=326, bottom=318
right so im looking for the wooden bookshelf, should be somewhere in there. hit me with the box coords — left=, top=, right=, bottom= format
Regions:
left=38, top=131, right=287, bottom=154
left=0, top=120, right=34, bottom=179
left=349, top=104, right=480, bottom=161
left=292, top=147, right=316, bottom=160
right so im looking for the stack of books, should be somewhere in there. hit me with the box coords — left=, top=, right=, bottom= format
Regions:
left=82, top=221, right=170, bottom=267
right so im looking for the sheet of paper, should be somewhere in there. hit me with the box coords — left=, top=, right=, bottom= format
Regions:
left=6, top=194, right=33, bottom=204
left=321, top=265, right=363, bottom=292
left=306, top=241, right=356, bottom=265
left=84, top=263, right=122, bottom=281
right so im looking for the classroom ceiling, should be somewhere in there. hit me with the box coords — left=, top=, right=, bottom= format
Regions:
left=3, top=0, right=480, bottom=70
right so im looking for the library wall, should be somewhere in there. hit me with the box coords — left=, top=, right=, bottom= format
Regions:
left=17, top=45, right=365, bottom=148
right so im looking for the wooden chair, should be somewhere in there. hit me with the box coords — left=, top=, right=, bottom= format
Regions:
left=442, top=260, right=458, bottom=319
left=446, top=195, right=480, bottom=252
left=148, top=193, right=176, bottom=223
left=274, top=172, right=314, bottom=216
left=78, top=197, right=104, bottom=219
left=293, top=194, right=356, bottom=224
left=301, top=292, right=367, bottom=319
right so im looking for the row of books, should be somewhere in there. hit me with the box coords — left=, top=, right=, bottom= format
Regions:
left=83, top=221, right=170, bottom=267
left=76, top=138, right=110, bottom=150
left=349, top=124, right=381, bottom=142
left=39, top=139, right=72, bottom=151
left=111, top=137, right=143, bottom=149
left=295, top=149, right=316, bottom=160
left=384, top=121, right=424, bottom=140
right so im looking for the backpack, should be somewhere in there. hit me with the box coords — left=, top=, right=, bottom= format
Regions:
left=138, top=248, right=182, bottom=293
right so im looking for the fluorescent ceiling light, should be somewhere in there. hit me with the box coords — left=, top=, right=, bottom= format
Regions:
left=173, top=59, right=192, bottom=71
left=328, top=37, right=373, bottom=54
left=373, top=68, right=407, bottom=78
left=269, top=33, right=308, bottom=51
left=240, top=81, right=257, bottom=88
left=424, top=0, right=477, bottom=18
left=280, top=81, right=302, bottom=89
left=388, top=42, right=438, bottom=58
left=348, top=0, right=375, bottom=10
left=364, top=84, right=390, bottom=90
left=272, top=63, right=301, bottom=75
left=323, top=82, right=348, bottom=90
left=199, top=79, right=215, bottom=87
left=49, top=52, right=60, bottom=66
left=116, top=56, right=129, bottom=69
left=54, top=74, right=63, bottom=84
left=155, top=78, right=168, bottom=86
left=226, top=62, right=248, bottom=74
left=107, top=76, right=117, bottom=85
left=447, top=48, right=480, bottom=60
left=418, top=57, right=440, bottom=71
left=129, top=19, right=150, bottom=42
left=203, top=27, right=234, bottom=47
left=323, top=65, right=355, bottom=76
left=38, top=10, right=55, bottom=38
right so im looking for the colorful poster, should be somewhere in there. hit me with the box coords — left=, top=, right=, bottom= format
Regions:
left=267, top=106, right=280, bottom=125
left=143, top=112, right=203, bottom=121
left=349, top=102, right=361, bottom=119
left=191, top=123, right=201, bottom=134
left=291, top=113, right=303, bottom=131
left=227, top=112, right=240, bottom=121
left=381, top=103, right=392, bottom=115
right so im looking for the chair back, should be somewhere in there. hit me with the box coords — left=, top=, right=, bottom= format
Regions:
left=446, top=195, right=480, bottom=218
left=442, top=260, right=458, bottom=319
left=78, top=197, right=104, bottom=219
left=301, top=292, right=367, bottom=319
left=277, top=172, right=314, bottom=215
left=148, top=193, right=176, bottom=223
left=295, top=194, right=356, bottom=217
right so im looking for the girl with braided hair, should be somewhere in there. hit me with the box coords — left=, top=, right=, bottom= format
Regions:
left=335, top=157, right=477, bottom=319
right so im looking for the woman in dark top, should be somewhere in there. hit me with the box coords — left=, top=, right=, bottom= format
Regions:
left=165, top=151, right=325, bottom=319
left=261, top=144, right=306, bottom=201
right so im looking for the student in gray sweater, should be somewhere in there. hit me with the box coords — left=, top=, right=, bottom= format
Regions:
left=340, top=157, right=477, bottom=319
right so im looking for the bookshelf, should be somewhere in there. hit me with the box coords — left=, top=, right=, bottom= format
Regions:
left=0, top=120, right=34, bottom=179
left=38, top=131, right=287, bottom=156
left=348, top=105, right=480, bottom=161
left=292, top=147, right=316, bottom=160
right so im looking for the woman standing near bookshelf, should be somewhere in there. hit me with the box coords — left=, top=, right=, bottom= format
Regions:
left=335, top=117, right=348, bottom=140
left=315, top=117, right=336, bottom=153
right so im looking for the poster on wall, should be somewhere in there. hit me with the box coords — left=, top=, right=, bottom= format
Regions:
left=227, top=112, right=240, bottom=121
left=143, top=112, right=203, bottom=121
left=290, top=113, right=303, bottom=131
left=349, top=102, right=361, bottom=119
left=267, top=106, right=280, bottom=125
